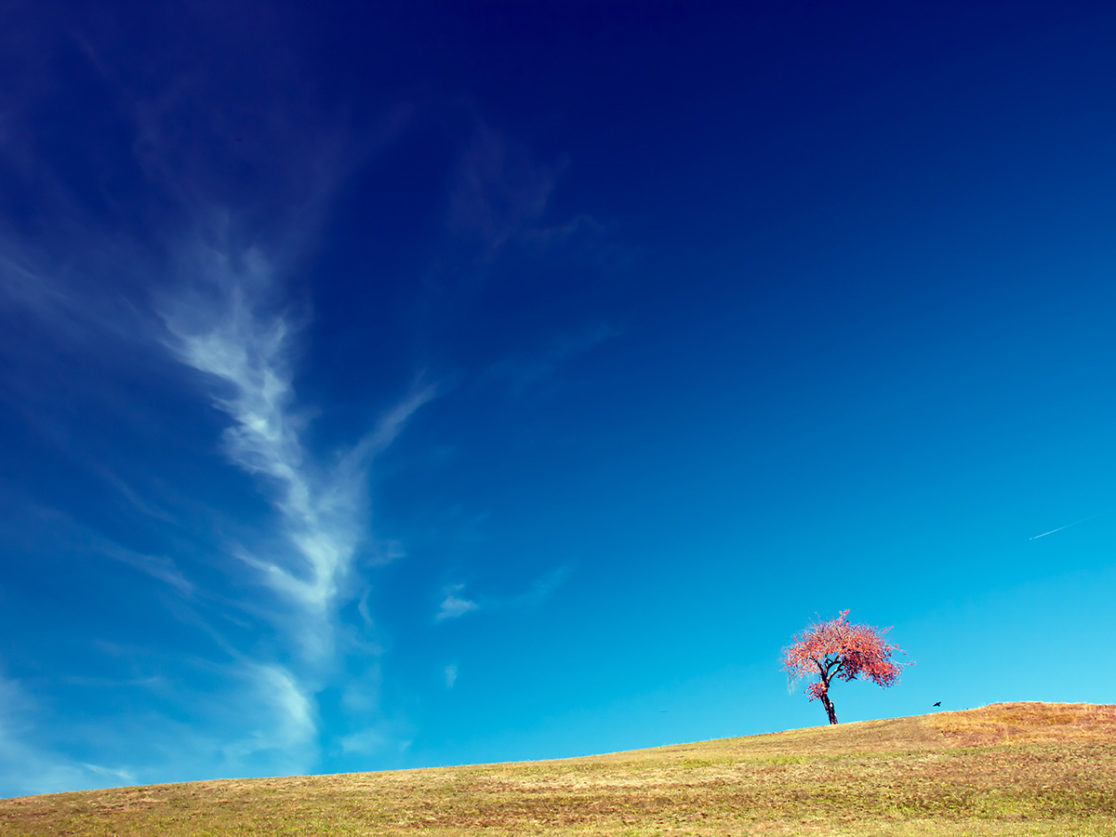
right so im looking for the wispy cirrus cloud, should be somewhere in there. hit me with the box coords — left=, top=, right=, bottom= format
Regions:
left=0, top=501, right=195, bottom=598
left=218, top=663, right=317, bottom=773
left=436, top=584, right=479, bottom=622
left=88, top=541, right=195, bottom=598
left=161, top=239, right=436, bottom=647
left=449, top=123, right=565, bottom=253
left=338, top=718, right=412, bottom=757
left=444, top=116, right=614, bottom=263
left=436, top=566, right=571, bottom=624
left=484, top=322, right=621, bottom=394
left=501, top=566, right=573, bottom=611
left=146, top=209, right=437, bottom=780
left=0, top=168, right=431, bottom=793
left=0, top=11, right=453, bottom=796
left=0, top=670, right=138, bottom=798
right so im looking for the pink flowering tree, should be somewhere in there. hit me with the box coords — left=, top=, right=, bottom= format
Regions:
left=781, top=610, right=908, bottom=725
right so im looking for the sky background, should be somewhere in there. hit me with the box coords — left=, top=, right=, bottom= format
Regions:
left=2, top=0, right=1116, bottom=798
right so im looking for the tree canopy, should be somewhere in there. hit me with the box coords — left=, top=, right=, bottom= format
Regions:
left=782, top=609, right=908, bottom=724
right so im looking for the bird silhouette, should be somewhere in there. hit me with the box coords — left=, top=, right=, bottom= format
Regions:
left=932, top=701, right=941, bottom=707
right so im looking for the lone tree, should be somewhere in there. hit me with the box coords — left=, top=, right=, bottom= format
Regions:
left=781, top=609, right=907, bottom=725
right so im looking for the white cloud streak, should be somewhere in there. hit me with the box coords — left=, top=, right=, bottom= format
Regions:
left=485, top=322, right=621, bottom=394
left=436, top=584, right=479, bottom=622
left=245, top=664, right=316, bottom=753
left=448, top=120, right=569, bottom=254
left=161, top=243, right=435, bottom=641
left=436, top=567, right=570, bottom=624
left=95, top=544, right=195, bottom=598
left=503, top=565, right=572, bottom=610
left=77, top=763, right=137, bottom=786
left=0, top=25, right=435, bottom=792
left=338, top=717, right=412, bottom=757
left=155, top=234, right=436, bottom=779
left=2, top=503, right=195, bottom=599
left=0, top=671, right=138, bottom=798
left=339, top=728, right=386, bottom=755
left=1028, top=524, right=1070, bottom=541
left=1028, top=515, right=1097, bottom=541
left=164, top=661, right=322, bottom=780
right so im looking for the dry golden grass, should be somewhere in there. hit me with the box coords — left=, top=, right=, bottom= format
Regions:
left=2, top=702, right=1114, bottom=836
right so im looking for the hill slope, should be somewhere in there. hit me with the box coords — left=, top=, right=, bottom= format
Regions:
left=2, top=702, right=1114, bottom=836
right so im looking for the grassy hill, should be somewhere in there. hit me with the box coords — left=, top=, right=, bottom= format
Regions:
left=2, top=702, right=1113, bottom=835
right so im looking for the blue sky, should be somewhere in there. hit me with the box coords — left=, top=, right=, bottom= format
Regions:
left=2, top=1, right=1116, bottom=797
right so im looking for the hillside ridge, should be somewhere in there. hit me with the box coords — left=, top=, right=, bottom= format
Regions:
left=2, top=701, right=1114, bottom=836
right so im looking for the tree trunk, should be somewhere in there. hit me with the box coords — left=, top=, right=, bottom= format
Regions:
left=814, top=662, right=839, bottom=725
left=820, top=692, right=838, bottom=725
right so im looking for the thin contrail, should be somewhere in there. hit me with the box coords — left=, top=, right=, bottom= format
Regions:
left=1028, top=516, right=1096, bottom=541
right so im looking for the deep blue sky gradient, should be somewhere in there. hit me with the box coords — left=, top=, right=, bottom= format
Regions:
left=2, top=1, right=1115, bottom=797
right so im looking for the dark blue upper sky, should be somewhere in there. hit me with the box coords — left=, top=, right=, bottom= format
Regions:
left=2, top=0, right=1115, bottom=796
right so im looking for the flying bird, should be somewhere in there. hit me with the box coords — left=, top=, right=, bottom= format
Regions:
left=932, top=701, right=941, bottom=707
